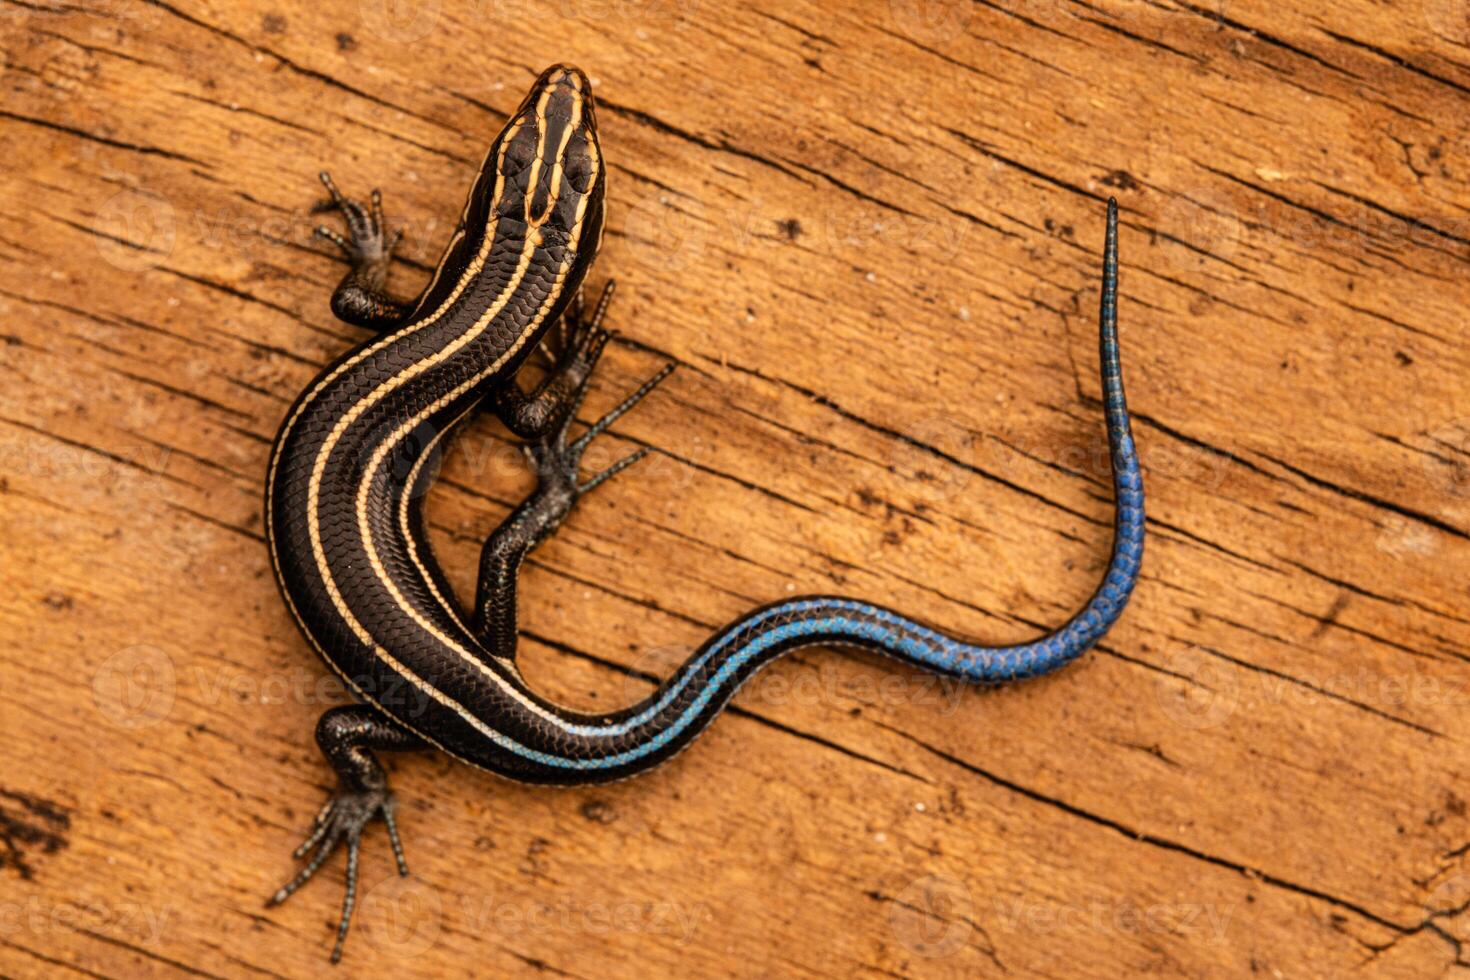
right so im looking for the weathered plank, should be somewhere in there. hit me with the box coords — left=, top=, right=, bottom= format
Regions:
left=2, top=0, right=1469, bottom=976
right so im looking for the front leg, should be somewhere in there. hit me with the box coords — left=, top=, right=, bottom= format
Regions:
left=268, top=705, right=425, bottom=963
left=490, top=281, right=617, bottom=439
left=313, top=172, right=415, bottom=331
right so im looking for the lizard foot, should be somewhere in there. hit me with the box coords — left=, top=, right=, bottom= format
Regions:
left=517, top=361, right=677, bottom=543
left=268, top=706, right=421, bottom=963
left=311, top=172, right=412, bottom=329
left=312, top=171, right=401, bottom=266
left=267, top=782, right=407, bottom=963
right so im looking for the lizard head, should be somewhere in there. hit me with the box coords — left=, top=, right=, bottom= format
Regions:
left=486, top=64, right=605, bottom=262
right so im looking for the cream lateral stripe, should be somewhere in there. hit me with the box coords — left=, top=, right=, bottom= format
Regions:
left=270, top=543, right=455, bottom=761
left=353, top=89, right=610, bottom=730
left=303, top=87, right=558, bottom=658
left=276, top=76, right=612, bottom=756
left=351, top=243, right=612, bottom=735
left=261, top=77, right=594, bottom=770
left=357, top=101, right=613, bottom=734
left=398, top=402, right=478, bottom=637
left=265, top=444, right=458, bottom=761
left=275, top=521, right=527, bottom=776
left=374, top=642, right=539, bottom=758
left=409, top=124, right=507, bottom=317
left=264, top=100, right=518, bottom=552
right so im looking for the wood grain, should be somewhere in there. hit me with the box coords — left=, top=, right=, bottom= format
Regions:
left=2, top=0, right=1469, bottom=975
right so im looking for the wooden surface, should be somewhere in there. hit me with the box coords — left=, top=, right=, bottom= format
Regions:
left=2, top=0, right=1470, bottom=976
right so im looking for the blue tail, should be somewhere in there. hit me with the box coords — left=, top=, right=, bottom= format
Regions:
left=491, top=200, right=1144, bottom=782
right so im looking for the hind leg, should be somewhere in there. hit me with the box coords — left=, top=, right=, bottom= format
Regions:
left=267, top=706, right=425, bottom=963
left=474, top=356, right=676, bottom=656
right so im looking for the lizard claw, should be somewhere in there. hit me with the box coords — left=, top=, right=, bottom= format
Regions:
left=268, top=783, right=407, bottom=964
left=313, top=171, right=398, bottom=265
